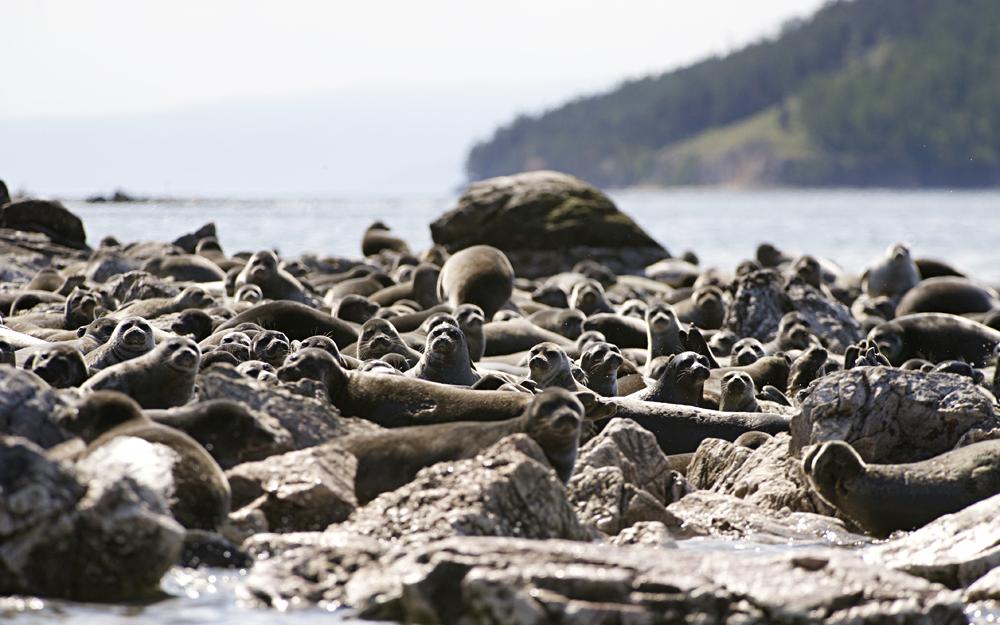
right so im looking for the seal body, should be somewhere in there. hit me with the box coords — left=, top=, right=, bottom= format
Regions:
left=868, top=313, right=1000, bottom=366
left=437, top=245, right=514, bottom=319
left=82, top=337, right=201, bottom=408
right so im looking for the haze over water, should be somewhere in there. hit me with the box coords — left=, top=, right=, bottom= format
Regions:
left=69, top=188, right=1000, bottom=284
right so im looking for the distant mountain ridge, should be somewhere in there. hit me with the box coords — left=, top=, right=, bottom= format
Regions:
left=466, top=0, right=1000, bottom=188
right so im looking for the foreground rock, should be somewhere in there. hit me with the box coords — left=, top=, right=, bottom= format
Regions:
left=336, top=435, right=592, bottom=546
left=792, top=367, right=998, bottom=463
left=430, top=170, right=668, bottom=277
left=866, top=492, right=1000, bottom=588
left=0, top=436, right=183, bottom=600
left=242, top=535, right=965, bottom=623
left=0, top=365, right=75, bottom=448
left=226, top=443, right=358, bottom=532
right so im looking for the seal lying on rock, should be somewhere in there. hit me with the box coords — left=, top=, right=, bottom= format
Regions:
left=868, top=313, right=1000, bottom=366
left=215, top=300, right=358, bottom=346
left=804, top=439, right=1000, bottom=536
left=631, top=351, right=711, bottom=406
left=437, top=245, right=514, bottom=319
left=235, top=250, right=313, bottom=304
left=84, top=316, right=155, bottom=372
left=340, top=388, right=593, bottom=503
left=82, top=337, right=201, bottom=409
left=355, top=317, right=421, bottom=366
left=407, top=320, right=480, bottom=386
left=25, top=343, right=89, bottom=388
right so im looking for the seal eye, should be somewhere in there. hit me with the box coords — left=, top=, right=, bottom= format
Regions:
left=168, top=343, right=180, bottom=351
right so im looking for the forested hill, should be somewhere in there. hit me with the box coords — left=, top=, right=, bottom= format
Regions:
left=466, top=0, right=1000, bottom=188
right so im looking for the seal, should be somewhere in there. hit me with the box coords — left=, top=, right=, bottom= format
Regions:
left=356, top=317, right=421, bottom=366
left=525, top=342, right=584, bottom=391
left=453, top=303, right=486, bottom=362
left=170, top=309, right=215, bottom=341
left=437, top=244, right=514, bottom=319
left=528, top=308, right=585, bottom=340
left=234, top=284, right=263, bottom=304
left=6, top=287, right=97, bottom=334
left=569, top=279, right=615, bottom=316
left=631, top=351, right=710, bottom=406
left=483, top=318, right=575, bottom=357
left=142, top=254, right=227, bottom=283
left=84, top=316, right=156, bottom=372
left=673, top=285, right=726, bottom=330
left=369, top=263, right=440, bottom=309
left=330, top=294, right=379, bottom=324
left=803, top=439, right=1000, bottom=536
left=719, top=371, right=759, bottom=413
left=862, top=242, right=920, bottom=300
left=82, top=336, right=201, bottom=409
left=234, top=250, right=313, bottom=304
left=114, top=286, right=214, bottom=320
left=215, top=300, right=358, bottom=346
left=867, top=312, right=1000, bottom=366
left=146, top=399, right=281, bottom=469
left=578, top=341, right=624, bottom=397
left=731, top=337, right=767, bottom=366
left=25, top=343, right=89, bottom=388
left=67, top=391, right=231, bottom=531
left=250, top=329, right=291, bottom=367
left=0, top=340, right=14, bottom=366
left=236, top=359, right=276, bottom=381
left=787, top=346, right=829, bottom=400
left=582, top=312, right=647, bottom=349
left=407, top=321, right=480, bottom=386
left=645, top=301, right=684, bottom=368
left=895, top=276, right=1000, bottom=316
left=340, top=388, right=591, bottom=503
left=361, top=221, right=411, bottom=257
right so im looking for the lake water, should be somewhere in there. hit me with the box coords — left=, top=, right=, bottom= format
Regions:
left=10, top=189, right=1000, bottom=624
left=66, top=188, right=1000, bottom=283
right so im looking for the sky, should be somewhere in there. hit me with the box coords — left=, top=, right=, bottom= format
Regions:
left=0, top=0, right=826, bottom=196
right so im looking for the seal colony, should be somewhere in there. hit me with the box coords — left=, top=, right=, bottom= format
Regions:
left=0, top=170, right=998, bottom=623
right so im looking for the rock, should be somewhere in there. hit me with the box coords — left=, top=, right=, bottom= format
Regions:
left=85, top=249, right=142, bottom=283
left=785, top=278, right=863, bottom=353
left=609, top=521, right=677, bottom=548
left=226, top=443, right=357, bottom=532
left=336, top=434, right=592, bottom=546
left=724, top=269, right=790, bottom=342
left=666, top=490, right=864, bottom=544
left=173, top=222, right=217, bottom=254
left=0, top=199, right=88, bottom=250
left=243, top=535, right=965, bottom=622
left=965, top=567, right=1000, bottom=601
left=197, top=365, right=378, bottom=450
left=0, top=180, right=9, bottom=205
left=576, top=417, right=690, bottom=505
left=104, top=270, right=180, bottom=304
left=687, top=434, right=835, bottom=515
left=567, top=465, right=679, bottom=535
left=0, top=230, right=86, bottom=283
left=430, top=171, right=667, bottom=277
left=866, top=492, right=1000, bottom=588
left=792, top=368, right=999, bottom=463
left=0, top=436, right=183, bottom=600
left=0, top=365, right=75, bottom=448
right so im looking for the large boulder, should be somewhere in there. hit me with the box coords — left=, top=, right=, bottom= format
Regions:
left=0, top=365, right=75, bottom=448
left=0, top=436, right=183, bottom=600
left=0, top=199, right=88, bottom=250
left=431, top=171, right=668, bottom=277
left=335, top=434, right=592, bottom=546
left=243, top=535, right=965, bottom=623
left=792, top=368, right=999, bottom=463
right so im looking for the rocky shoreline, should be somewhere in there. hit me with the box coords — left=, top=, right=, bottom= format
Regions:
left=1, top=171, right=998, bottom=623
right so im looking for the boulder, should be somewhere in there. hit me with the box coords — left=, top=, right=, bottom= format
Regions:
left=568, top=465, right=679, bottom=535
left=0, top=365, right=75, bottom=448
left=724, top=269, right=790, bottom=342
left=0, top=436, right=183, bottom=600
left=430, top=171, right=667, bottom=277
left=226, top=443, right=357, bottom=532
left=242, top=535, right=964, bottom=623
left=0, top=179, right=9, bottom=205
left=785, top=278, right=863, bottom=353
left=687, top=434, right=835, bottom=516
left=197, top=365, right=378, bottom=450
left=792, top=368, right=999, bottom=463
left=172, top=222, right=217, bottom=254
left=104, top=270, right=181, bottom=304
left=0, top=199, right=88, bottom=250
left=866, top=492, right=1000, bottom=588
left=336, top=434, right=592, bottom=546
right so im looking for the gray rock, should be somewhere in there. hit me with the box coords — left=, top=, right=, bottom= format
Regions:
left=197, top=365, right=378, bottom=450
left=724, top=269, right=790, bottom=342
left=103, top=270, right=180, bottom=304
left=0, top=436, right=183, bottom=600
left=609, top=521, right=677, bottom=548
left=866, top=492, right=1000, bottom=588
left=243, top=535, right=964, bottom=623
left=567, top=465, right=679, bottom=535
left=666, top=490, right=864, bottom=544
left=336, top=434, right=592, bottom=546
left=85, top=250, right=142, bottom=283
left=792, top=367, right=998, bottom=463
left=430, top=171, right=666, bottom=277
left=0, top=365, right=75, bottom=448
left=785, top=278, right=863, bottom=353
left=226, top=443, right=357, bottom=532
left=687, top=434, right=835, bottom=515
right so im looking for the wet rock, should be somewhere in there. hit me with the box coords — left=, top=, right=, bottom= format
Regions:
left=226, top=443, right=357, bottom=532
left=866, top=492, right=1000, bottom=588
left=666, top=490, right=864, bottom=544
left=724, top=269, right=790, bottom=342
left=785, top=278, right=863, bottom=353
left=792, top=367, right=998, bottom=463
left=197, top=365, right=378, bottom=450
left=0, top=199, right=88, bottom=250
left=687, top=434, right=835, bottom=515
left=0, top=436, right=183, bottom=600
left=337, top=434, right=592, bottom=546
left=431, top=171, right=667, bottom=277
left=244, top=535, right=965, bottom=622
left=0, top=365, right=75, bottom=448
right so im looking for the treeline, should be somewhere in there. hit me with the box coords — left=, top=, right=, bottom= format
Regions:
left=466, top=0, right=1000, bottom=187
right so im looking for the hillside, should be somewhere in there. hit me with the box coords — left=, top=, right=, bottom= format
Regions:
left=466, top=0, right=1000, bottom=188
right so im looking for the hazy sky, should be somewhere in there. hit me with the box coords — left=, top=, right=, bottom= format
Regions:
left=1, top=0, right=826, bottom=195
